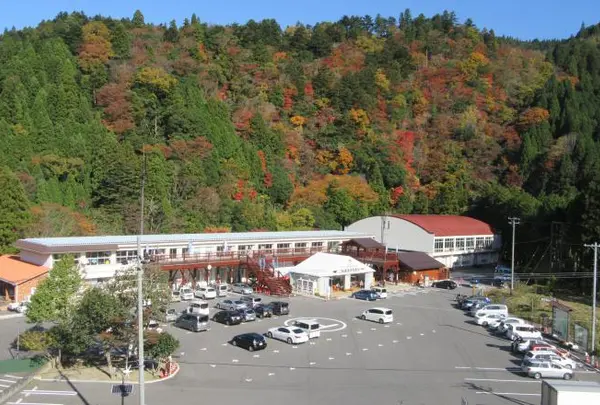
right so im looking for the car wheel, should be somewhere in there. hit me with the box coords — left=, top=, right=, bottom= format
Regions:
left=267, top=332, right=273, bottom=338
left=379, top=319, right=384, bottom=324
left=248, top=346, right=254, bottom=352
left=533, top=373, right=541, bottom=380
left=360, top=315, right=366, bottom=320
left=482, top=321, right=488, bottom=327
left=286, top=338, right=293, bottom=344
left=232, top=340, right=237, bottom=346
left=226, top=320, right=231, bottom=326
left=565, top=364, right=572, bottom=369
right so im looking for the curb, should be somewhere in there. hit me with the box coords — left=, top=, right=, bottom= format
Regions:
left=0, top=361, right=52, bottom=405
left=0, top=314, right=24, bottom=321
left=34, top=361, right=181, bottom=385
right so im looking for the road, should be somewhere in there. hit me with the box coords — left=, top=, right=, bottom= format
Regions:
left=2, top=287, right=599, bottom=405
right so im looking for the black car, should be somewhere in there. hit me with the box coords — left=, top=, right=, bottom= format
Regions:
left=254, top=304, right=274, bottom=318
left=432, top=280, right=457, bottom=290
left=212, top=310, right=243, bottom=326
left=231, top=333, right=268, bottom=352
left=270, top=301, right=290, bottom=315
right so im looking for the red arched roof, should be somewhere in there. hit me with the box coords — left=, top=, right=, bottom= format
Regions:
left=393, top=215, right=494, bottom=237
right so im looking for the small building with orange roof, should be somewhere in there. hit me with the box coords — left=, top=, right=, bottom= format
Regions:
left=0, top=255, right=49, bottom=303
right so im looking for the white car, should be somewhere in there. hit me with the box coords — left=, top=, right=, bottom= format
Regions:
left=217, top=299, right=247, bottom=311
left=506, top=324, right=542, bottom=341
left=267, top=326, right=309, bottom=344
left=7, top=302, right=22, bottom=311
left=523, top=350, right=578, bottom=369
left=474, top=304, right=508, bottom=318
left=179, top=288, right=194, bottom=301
left=360, top=308, right=393, bottom=324
left=231, top=283, right=253, bottom=295
left=15, top=302, right=29, bottom=313
left=476, top=313, right=506, bottom=327
left=493, top=317, right=525, bottom=333
left=195, top=287, right=217, bottom=300
left=521, top=360, right=573, bottom=380
left=371, top=287, right=388, bottom=299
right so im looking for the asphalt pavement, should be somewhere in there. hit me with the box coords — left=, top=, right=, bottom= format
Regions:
left=2, top=286, right=600, bottom=405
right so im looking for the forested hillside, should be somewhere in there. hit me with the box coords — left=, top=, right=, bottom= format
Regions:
left=1, top=9, right=600, bottom=271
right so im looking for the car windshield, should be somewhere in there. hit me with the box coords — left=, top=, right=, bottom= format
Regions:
left=292, top=328, right=304, bottom=334
left=234, top=301, right=244, bottom=304
left=385, top=310, right=393, bottom=315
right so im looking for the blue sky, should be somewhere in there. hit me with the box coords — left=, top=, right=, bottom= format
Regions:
left=1, top=0, right=599, bottom=40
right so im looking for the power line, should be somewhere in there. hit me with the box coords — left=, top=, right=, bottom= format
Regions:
left=508, top=217, right=521, bottom=294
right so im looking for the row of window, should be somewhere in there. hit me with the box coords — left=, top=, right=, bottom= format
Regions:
left=433, top=236, right=495, bottom=253
left=52, top=241, right=337, bottom=266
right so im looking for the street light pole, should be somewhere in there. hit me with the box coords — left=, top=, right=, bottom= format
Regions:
left=508, top=217, right=520, bottom=295
left=136, top=149, right=147, bottom=405
left=585, top=243, right=598, bottom=364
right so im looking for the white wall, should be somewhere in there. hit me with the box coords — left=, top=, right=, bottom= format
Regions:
left=347, top=216, right=434, bottom=253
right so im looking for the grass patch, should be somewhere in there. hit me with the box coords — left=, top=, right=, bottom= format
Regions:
left=485, top=283, right=599, bottom=351
left=0, top=357, right=47, bottom=373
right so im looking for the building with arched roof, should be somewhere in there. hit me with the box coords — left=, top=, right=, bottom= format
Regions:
left=346, top=214, right=501, bottom=268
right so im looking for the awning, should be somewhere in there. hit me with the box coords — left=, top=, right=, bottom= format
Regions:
left=0, top=255, right=49, bottom=286
left=290, top=252, right=375, bottom=278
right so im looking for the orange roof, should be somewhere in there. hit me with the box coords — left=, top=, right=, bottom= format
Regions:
left=394, top=215, right=494, bottom=237
left=0, top=255, right=48, bottom=285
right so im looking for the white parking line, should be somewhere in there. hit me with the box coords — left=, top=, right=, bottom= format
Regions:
left=476, top=392, right=540, bottom=396
left=0, top=384, right=11, bottom=388
left=8, top=403, right=65, bottom=405
left=456, top=366, right=521, bottom=371
left=22, top=390, right=78, bottom=396
left=309, top=362, right=316, bottom=366
left=4, top=375, right=23, bottom=379
left=0, top=379, right=17, bottom=383
left=465, top=378, right=540, bottom=384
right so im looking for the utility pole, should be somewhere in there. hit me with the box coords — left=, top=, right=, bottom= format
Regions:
left=584, top=243, right=598, bottom=365
left=508, top=217, right=520, bottom=294
left=136, top=149, right=147, bottom=405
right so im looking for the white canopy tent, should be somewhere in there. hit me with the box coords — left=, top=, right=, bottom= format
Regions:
left=289, top=252, right=374, bottom=298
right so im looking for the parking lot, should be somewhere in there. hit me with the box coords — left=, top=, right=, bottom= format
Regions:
left=3, top=286, right=600, bottom=405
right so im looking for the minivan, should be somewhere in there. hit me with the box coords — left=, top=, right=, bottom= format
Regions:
left=361, top=308, right=394, bottom=324
left=292, top=319, right=321, bottom=339
left=215, top=284, right=228, bottom=297
left=179, top=288, right=194, bottom=301
left=371, top=287, right=388, bottom=299
left=506, top=324, right=542, bottom=341
left=174, top=313, right=210, bottom=332
left=270, top=301, right=290, bottom=315
left=475, top=304, right=508, bottom=318
left=240, top=295, right=263, bottom=308
left=186, top=300, right=210, bottom=316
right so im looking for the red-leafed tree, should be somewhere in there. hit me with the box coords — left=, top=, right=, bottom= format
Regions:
left=96, top=83, right=135, bottom=134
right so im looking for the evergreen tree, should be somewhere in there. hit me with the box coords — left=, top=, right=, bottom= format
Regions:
left=0, top=167, right=31, bottom=252
left=132, top=10, right=145, bottom=27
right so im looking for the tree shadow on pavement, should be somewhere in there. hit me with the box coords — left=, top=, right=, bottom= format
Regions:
left=439, top=324, right=508, bottom=342
left=58, top=369, right=92, bottom=405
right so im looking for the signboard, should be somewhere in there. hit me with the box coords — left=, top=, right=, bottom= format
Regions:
left=551, top=301, right=571, bottom=341
left=574, top=323, right=589, bottom=351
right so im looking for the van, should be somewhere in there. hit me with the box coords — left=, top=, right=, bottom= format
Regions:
left=240, top=295, right=263, bottom=308
left=371, top=287, right=388, bottom=299
left=174, top=313, right=210, bottom=333
left=361, top=308, right=394, bottom=324
left=179, top=287, right=194, bottom=301
left=215, top=284, right=228, bottom=297
left=475, top=304, right=508, bottom=318
left=186, top=300, right=210, bottom=316
left=506, top=324, right=542, bottom=341
left=292, top=319, right=321, bottom=339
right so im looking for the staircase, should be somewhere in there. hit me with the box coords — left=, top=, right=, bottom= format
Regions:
left=246, top=256, right=292, bottom=297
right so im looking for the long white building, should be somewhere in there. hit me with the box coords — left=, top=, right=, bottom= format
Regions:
left=346, top=215, right=501, bottom=268
left=15, top=230, right=372, bottom=284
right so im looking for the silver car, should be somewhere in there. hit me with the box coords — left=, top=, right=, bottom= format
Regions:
left=237, top=308, right=256, bottom=322
left=165, top=308, right=178, bottom=322
left=217, top=299, right=247, bottom=311
left=232, top=283, right=253, bottom=295
left=521, top=360, right=573, bottom=380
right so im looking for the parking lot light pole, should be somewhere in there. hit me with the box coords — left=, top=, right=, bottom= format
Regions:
left=584, top=242, right=598, bottom=364
left=508, top=217, right=520, bottom=295
left=137, top=149, right=147, bottom=405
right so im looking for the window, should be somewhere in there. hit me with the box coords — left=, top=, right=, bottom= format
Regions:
left=444, top=238, right=454, bottom=252
left=169, top=248, right=177, bottom=258
left=216, top=246, right=224, bottom=252
left=237, top=245, right=252, bottom=251
left=182, top=248, right=189, bottom=256
left=456, top=238, right=465, bottom=251
left=116, top=250, right=137, bottom=264
left=295, top=243, right=307, bottom=248
left=476, top=237, right=484, bottom=250
left=311, top=242, right=323, bottom=251
left=466, top=238, right=474, bottom=250
left=258, top=244, right=272, bottom=253
left=53, top=253, right=80, bottom=265
left=277, top=243, right=290, bottom=250
left=484, top=236, right=493, bottom=250
left=434, top=239, right=444, bottom=253
left=86, top=251, right=111, bottom=266
left=327, top=241, right=340, bottom=251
